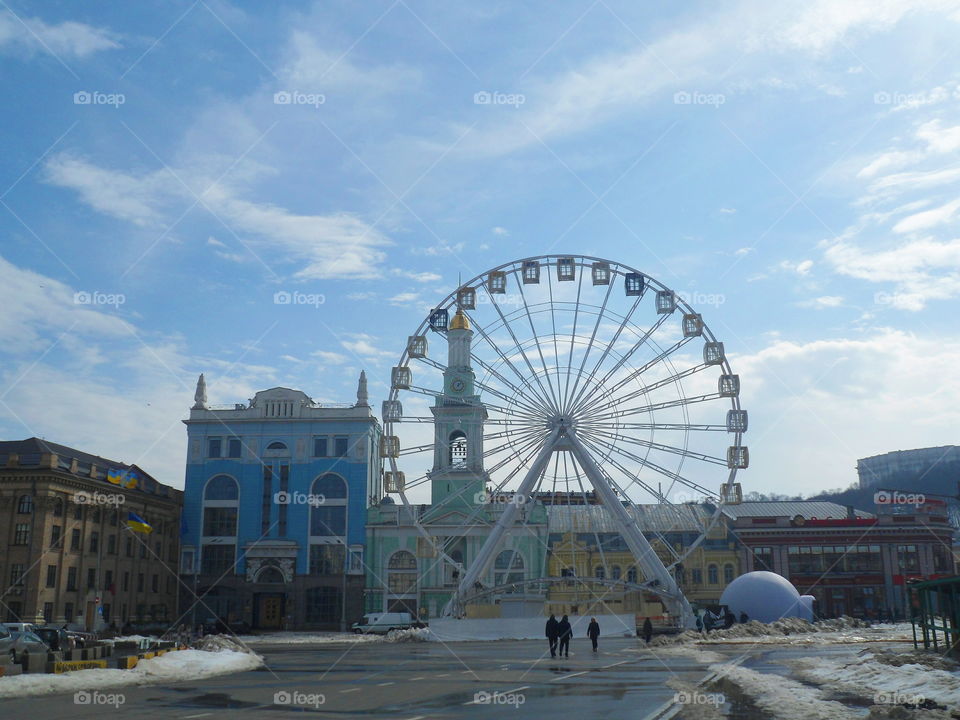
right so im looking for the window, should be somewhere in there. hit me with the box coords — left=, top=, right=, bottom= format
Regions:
left=898, top=545, right=920, bottom=572
left=309, top=545, right=346, bottom=575
left=107, top=534, right=116, bottom=554
left=4, top=602, right=22, bottom=623
left=152, top=575, right=159, bottom=593
left=140, top=542, right=147, bottom=559
left=53, top=498, right=64, bottom=517
left=87, top=568, right=97, bottom=589
left=266, top=441, right=287, bottom=451
left=50, top=525, right=62, bottom=548
left=64, top=603, right=73, bottom=622
left=201, top=545, right=235, bottom=576
left=126, top=536, right=133, bottom=557
left=155, top=541, right=162, bottom=557
left=449, top=431, right=467, bottom=468
left=627, top=567, right=638, bottom=584
left=17, top=494, right=33, bottom=513
left=334, top=436, right=348, bottom=457
left=594, top=565, right=605, bottom=580
left=67, top=567, right=78, bottom=591
left=227, top=437, right=242, bottom=458
left=70, top=528, right=80, bottom=551
left=137, top=574, right=144, bottom=592
left=203, top=507, right=238, bottom=536
left=73, top=504, right=82, bottom=520
left=9, top=563, right=24, bottom=586
left=310, top=475, right=347, bottom=537
left=208, top=437, right=222, bottom=458
left=278, top=464, right=289, bottom=538
left=89, top=532, right=99, bottom=553
left=495, top=550, right=524, bottom=588
left=105, top=570, right=113, bottom=590
left=305, top=587, right=341, bottom=624
left=387, top=551, right=417, bottom=595
left=46, top=565, right=57, bottom=588
left=13, top=523, right=30, bottom=545
left=707, top=564, right=719, bottom=584
left=313, top=437, right=328, bottom=457
left=110, top=511, right=119, bottom=527
left=122, top=572, right=129, bottom=591
left=261, top=465, right=273, bottom=536
left=611, top=565, right=622, bottom=581
left=752, top=546, right=774, bottom=571
left=723, top=564, right=735, bottom=584
left=43, top=602, right=53, bottom=623
left=205, top=475, right=239, bottom=500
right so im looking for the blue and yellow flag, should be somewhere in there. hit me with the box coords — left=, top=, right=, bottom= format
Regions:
left=126, top=512, right=153, bottom=534
left=107, top=468, right=138, bottom=489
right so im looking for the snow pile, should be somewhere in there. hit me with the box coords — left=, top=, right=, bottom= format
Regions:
left=0, top=648, right=264, bottom=699
left=789, top=650, right=960, bottom=709
left=710, top=663, right=861, bottom=720
left=385, top=627, right=433, bottom=643
left=650, top=616, right=891, bottom=649
left=238, top=632, right=384, bottom=646
left=195, top=634, right=256, bottom=654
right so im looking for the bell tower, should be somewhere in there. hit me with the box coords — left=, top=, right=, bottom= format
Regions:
left=430, top=307, right=487, bottom=507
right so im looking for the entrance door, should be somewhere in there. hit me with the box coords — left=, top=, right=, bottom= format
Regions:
left=257, top=595, right=283, bottom=629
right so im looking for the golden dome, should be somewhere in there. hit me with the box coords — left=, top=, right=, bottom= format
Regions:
left=450, top=308, right=470, bottom=330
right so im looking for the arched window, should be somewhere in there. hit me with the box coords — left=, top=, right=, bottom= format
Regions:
left=723, top=563, right=735, bottom=584
left=263, top=441, right=289, bottom=458
left=202, top=475, right=238, bottom=537
left=449, top=431, right=467, bottom=468
left=387, top=551, right=418, bottom=596
left=52, top=498, right=64, bottom=517
left=494, top=550, right=524, bottom=588
left=627, top=567, right=638, bottom=584
left=204, top=475, right=239, bottom=501
left=595, top=565, right=606, bottom=580
left=256, top=566, right=284, bottom=584
left=310, top=474, right=347, bottom=537
left=267, top=441, right=287, bottom=450
left=17, top=495, right=33, bottom=514
left=611, top=565, right=622, bottom=581
left=707, top=564, right=719, bottom=584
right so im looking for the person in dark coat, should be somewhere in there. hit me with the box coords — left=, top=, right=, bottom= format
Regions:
left=587, top=617, right=600, bottom=652
left=739, top=612, right=749, bottom=624
left=545, top=614, right=559, bottom=658
left=642, top=617, right=653, bottom=643
left=557, top=615, right=572, bottom=657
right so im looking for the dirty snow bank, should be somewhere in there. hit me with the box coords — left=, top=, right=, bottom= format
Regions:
left=0, top=647, right=263, bottom=699
left=651, top=617, right=911, bottom=648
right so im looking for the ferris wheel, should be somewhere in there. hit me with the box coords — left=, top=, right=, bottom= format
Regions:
left=381, top=255, right=747, bottom=625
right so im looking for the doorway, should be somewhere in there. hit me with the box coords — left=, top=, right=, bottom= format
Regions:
left=255, top=594, right=284, bottom=629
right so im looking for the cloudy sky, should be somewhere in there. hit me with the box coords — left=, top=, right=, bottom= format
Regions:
left=1, top=0, right=958, bottom=494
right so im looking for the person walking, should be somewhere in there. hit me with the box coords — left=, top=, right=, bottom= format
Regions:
left=587, top=617, right=601, bottom=652
left=557, top=615, right=572, bottom=657
left=642, top=616, right=653, bottom=643
left=545, top=614, right=559, bottom=658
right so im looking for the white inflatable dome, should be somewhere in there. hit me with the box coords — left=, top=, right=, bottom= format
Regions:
left=719, top=571, right=813, bottom=623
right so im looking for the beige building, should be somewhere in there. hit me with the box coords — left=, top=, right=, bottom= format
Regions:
left=0, top=438, right=182, bottom=630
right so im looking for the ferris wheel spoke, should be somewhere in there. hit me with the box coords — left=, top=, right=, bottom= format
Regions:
left=515, top=278, right=563, bottom=412
left=396, top=416, right=538, bottom=426
left=573, top=334, right=695, bottom=417
left=584, top=391, right=723, bottom=424
left=566, top=313, right=673, bottom=417
left=579, top=421, right=726, bottom=432
left=482, top=425, right=546, bottom=451
left=560, top=265, right=586, bottom=412
left=402, top=384, right=542, bottom=422
left=575, top=435, right=669, bottom=502
left=465, top=310, right=557, bottom=416
left=483, top=429, right=551, bottom=476
left=581, top=426, right=728, bottom=467
left=579, top=361, right=712, bottom=421
left=562, top=276, right=615, bottom=414
left=476, top=286, right=560, bottom=415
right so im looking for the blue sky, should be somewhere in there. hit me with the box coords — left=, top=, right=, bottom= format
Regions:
left=1, top=0, right=958, bottom=493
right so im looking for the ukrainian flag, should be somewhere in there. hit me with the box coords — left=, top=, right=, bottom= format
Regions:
left=127, top=512, right=153, bottom=534
left=107, top=468, right=138, bottom=489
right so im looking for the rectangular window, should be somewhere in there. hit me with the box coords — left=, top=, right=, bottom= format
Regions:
left=310, top=506, right=346, bottom=536
left=151, top=575, right=158, bottom=593
left=140, top=542, right=146, bottom=559
left=89, top=531, right=99, bottom=553
left=227, top=437, right=242, bottom=458
left=313, top=437, right=328, bottom=457
left=691, top=568, right=703, bottom=584
left=334, top=436, right=349, bottom=457
left=155, top=541, right=162, bottom=557
left=105, top=570, right=113, bottom=590
left=201, top=545, right=235, bottom=576
left=50, top=525, right=62, bottom=548
left=126, top=536, right=133, bottom=557
left=102, top=604, right=111, bottom=623
left=46, top=564, right=57, bottom=588
left=137, top=574, right=144, bottom=592
left=305, top=586, right=341, bottom=624
left=348, top=546, right=364, bottom=574
left=309, top=544, right=345, bottom=575
left=67, top=567, right=78, bottom=591
left=122, top=572, right=129, bottom=591
left=108, top=534, right=116, bottom=554
left=87, top=568, right=96, bottom=589
left=64, top=602, right=73, bottom=622
left=13, top=523, right=30, bottom=545
left=261, top=465, right=273, bottom=536
left=9, top=563, right=25, bottom=587
left=208, top=437, right=222, bottom=458
left=71, top=529, right=81, bottom=551
left=43, top=602, right=53, bottom=623
left=279, top=464, right=289, bottom=537
left=181, top=548, right=196, bottom=575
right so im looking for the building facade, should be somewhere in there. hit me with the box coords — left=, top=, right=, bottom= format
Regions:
left=180, top=375, right=380, bottom=631
left=726, top=501, right=956, bottom=619
left=857, top=445, right=960, bottom=488
left=0, top=438, right=182, bottom=630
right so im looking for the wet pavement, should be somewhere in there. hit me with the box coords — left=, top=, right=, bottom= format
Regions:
left=0, top=637, right=908, bottom=719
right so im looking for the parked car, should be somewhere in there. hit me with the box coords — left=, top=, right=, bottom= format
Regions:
left=9, top=630, right=48, bottom=662
left=0, top=625, right=14, bottom=662
left=33, top=626, right=71, bottom=652
left=2, top=622, right=36, bottom=634
left=351, top=612, right=423, bottom=634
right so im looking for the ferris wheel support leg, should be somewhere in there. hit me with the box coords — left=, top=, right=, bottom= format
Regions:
left=443, top=428, right=560, bottom=618
left=566, top=430, right=695, bottom=629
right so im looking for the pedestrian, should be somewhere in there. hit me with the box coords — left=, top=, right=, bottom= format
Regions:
left=642, top=617, right=653, bottom=644
left=545, top=613, right=559, bottom=658
left=695, top=613, right=704, bottom=633
left=557, top=615, right=572, bottom=657
left=739, top=611, right=749, bottom=624
left=587, top=617, right=600, bottom=652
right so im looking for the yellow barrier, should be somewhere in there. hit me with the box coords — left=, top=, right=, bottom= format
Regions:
left=53, top=660, right=108, bottom=673
left=117, top=656, right=139, bottom=669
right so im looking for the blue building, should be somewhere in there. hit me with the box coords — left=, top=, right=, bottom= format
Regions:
left=180, top=373, right=380, bottom=631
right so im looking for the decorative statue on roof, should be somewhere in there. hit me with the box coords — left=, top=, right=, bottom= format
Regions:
left=193, top=373, right=207, bottom=410
left=356, top=370, right=369, bottom=407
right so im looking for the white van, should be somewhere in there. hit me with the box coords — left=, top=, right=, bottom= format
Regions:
left=351, top=612, right=422, bottom=634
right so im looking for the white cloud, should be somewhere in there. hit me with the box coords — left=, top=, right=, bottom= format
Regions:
left=719, top=207, right=737, bottom=214
left=392, top=269, right=442, bottom=283
left=800, top=295, right=844, bottom=309
left=339, top=333, right=395, bottom=360
left=0, top=11, right=119, bottom=59
left=311, top=350, right=349, bottom=365
left=492, top=226, right=509, bottom=236
left=388, top=292, right=420, bottom=306
left=891, top=196, right=960, bottom=233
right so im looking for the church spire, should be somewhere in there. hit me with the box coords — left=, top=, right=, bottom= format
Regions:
left=355, top=370, right=369, bottom=407
left=192, top=373, right=207, bottom=410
